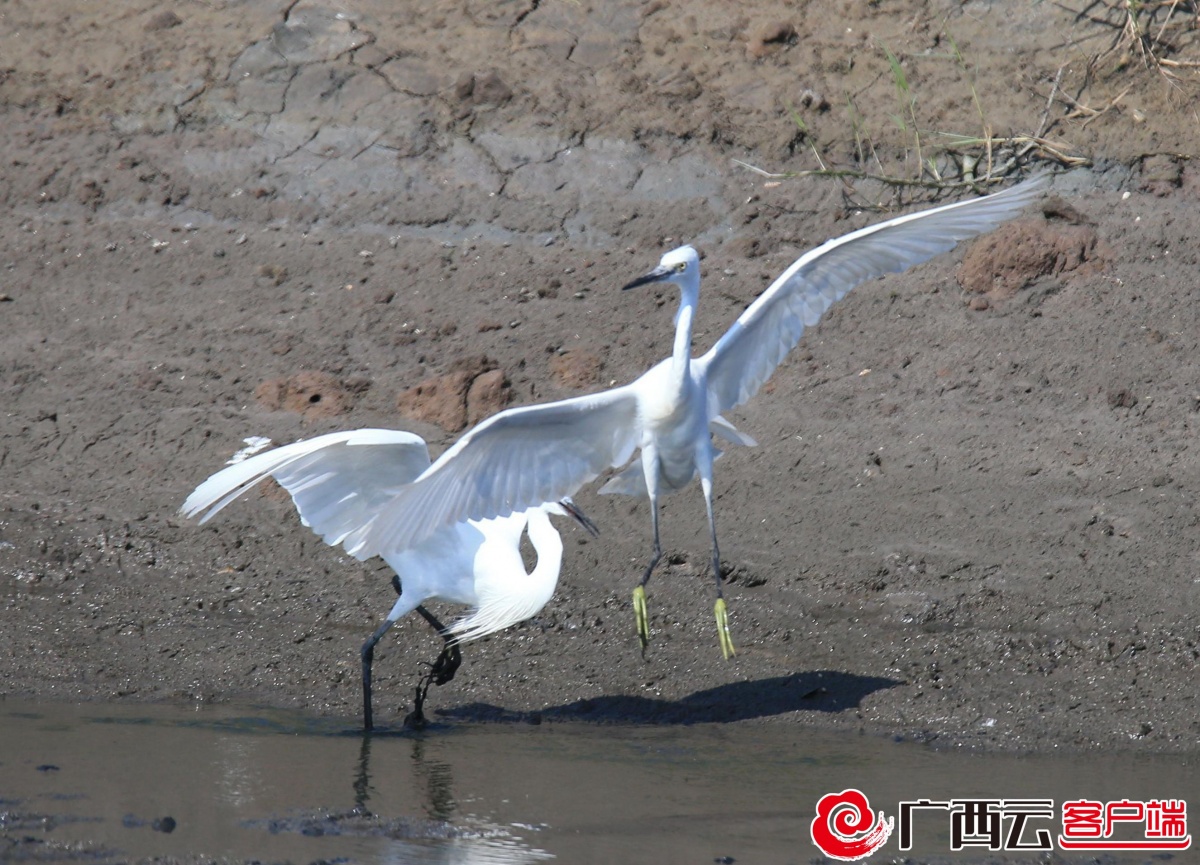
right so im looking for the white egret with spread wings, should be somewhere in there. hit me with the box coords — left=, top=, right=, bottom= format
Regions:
left=182, top=428, right=597, bottom=730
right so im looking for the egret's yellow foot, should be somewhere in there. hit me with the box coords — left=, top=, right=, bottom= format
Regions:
left=633, top=585, right=650, bottom=650
left=715, top=598, right=736, bottom=659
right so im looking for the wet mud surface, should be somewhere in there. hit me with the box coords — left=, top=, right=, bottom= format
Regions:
left=1, top=0, right=1199, bottom=775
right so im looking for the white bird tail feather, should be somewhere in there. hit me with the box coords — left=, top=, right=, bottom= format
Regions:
left=446, top=590, right=547, bottom=643
left=446, top=570, right=554, bottom=643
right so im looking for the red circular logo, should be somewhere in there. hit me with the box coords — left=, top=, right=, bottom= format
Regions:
left=811, top=788, right=894, bottom=861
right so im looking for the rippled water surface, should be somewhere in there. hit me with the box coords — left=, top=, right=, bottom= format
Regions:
left=1, top=701, right=1195, bottom=863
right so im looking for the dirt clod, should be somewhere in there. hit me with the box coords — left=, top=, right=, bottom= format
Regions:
left=255, top=371, right=354, bottom=420
left=396, top=356, right=511, bottom=432
left=957, top=219, right=1106, bottom=300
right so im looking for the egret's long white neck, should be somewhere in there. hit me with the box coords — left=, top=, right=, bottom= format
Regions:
left=670, top=278, right=700, bottom=389
left=526, top=508, right=564, bottom=583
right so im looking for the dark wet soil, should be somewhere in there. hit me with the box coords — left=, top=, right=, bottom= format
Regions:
left=1, top=0, right=1199, bottom=759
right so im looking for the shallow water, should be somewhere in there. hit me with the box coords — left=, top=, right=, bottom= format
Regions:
left=1, top=701, right=1194, bottom=864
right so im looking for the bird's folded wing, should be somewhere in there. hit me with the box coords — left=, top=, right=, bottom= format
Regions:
left=698, top=174, right=1048, bottom=416
left=181, top=429, right=432, bottom=548
left=341, top=386, right=641, bottom=560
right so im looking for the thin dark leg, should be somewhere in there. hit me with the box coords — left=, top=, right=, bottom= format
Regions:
left=415, top=604, right=448, bottom=631
left=357, top=574, right=409, bottom=732
left=361, top=618, right=396, bottom=733
left=405, top=669, right=433, bottom=730
left=633, top=495, right=662, bottom=653
left=702, top=476, right=735, bottom=660
left=369, top=576, right=465, bottom=730
left=640, top=495, right=663, bottom=589
left=702, top=478, right=724, bottom=597
left=401, top=604, right=463, bottom=729
left=415, top=606, right=462, bottom=686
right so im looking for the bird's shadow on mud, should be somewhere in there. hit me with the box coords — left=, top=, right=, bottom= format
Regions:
left=437, top=670, right=902, bottom=725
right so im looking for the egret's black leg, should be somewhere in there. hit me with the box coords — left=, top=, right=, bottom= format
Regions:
left=361, top=617, right=396, bottom=732
left=416, top=605, right=462, bottom=685
left=639, top=498, right=664, bottom=589
left=404, top=668, right=435, bottom=730
left=372, top=578, right=464, bottom=729
left=359, top=574, right=408, bottom=731
left=633, top=496, right=662, bottom=653
left=701, top=474, right=735, bottom=659
left=400, top=604, right=463, bottom=729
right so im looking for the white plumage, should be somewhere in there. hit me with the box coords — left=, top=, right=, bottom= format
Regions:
left=182, top=428, right=595, bottom=729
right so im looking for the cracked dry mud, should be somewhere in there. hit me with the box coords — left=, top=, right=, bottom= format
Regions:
left=1, top=0, right=1199, bottom=755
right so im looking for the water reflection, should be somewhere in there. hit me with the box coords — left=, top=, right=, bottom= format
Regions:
left=233, top=726, right=555, bottom=864
left=351, top=734, right=459, bottom=824
left=343, top=730, right=551, bottom=863
left=410, top=737, right=458, bottom=823
left=1, top=701, right=1194, bottom=865
left=0, top=704, right=555, bottom=864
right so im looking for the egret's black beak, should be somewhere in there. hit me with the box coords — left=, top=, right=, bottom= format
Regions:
left=560, top=498, right=600, bottom=537
left=622, top=265, right=671, bottom=291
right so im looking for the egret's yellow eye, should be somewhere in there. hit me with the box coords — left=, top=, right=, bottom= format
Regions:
left=675, top=262, right=687, bottom=272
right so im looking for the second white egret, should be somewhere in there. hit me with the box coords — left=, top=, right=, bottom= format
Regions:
left=182, top=428, right=597, bottom=730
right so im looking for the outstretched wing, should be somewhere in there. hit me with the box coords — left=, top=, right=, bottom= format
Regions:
left=181, top=428, right=432, bottom=548
left=698, top=174, right=1048, bottom=416
left=339, top=385, right=641, bottom=560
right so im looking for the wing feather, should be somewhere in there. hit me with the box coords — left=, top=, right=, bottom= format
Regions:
left=340, top=385, right=641, bottom=560
left=181, top=429, right=432, bottom=549
left=698, top=174, right=1048, bottom=415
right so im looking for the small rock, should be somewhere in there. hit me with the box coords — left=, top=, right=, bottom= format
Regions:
left=473, top=70, right=513, bottom=104
left=1041, top=196, right=1095, bottom=225
left=256, top=264, right=288, bottom=286
left=456, top=70, right=513, bottom=106
left=1140, top=154, right=1181, bottom=197
left=152, top=817, right=177, bottom=834
left=145, top=10, right=182, bottom=32
left=454, top=73, right=476, bottom=100
left=1107, top=387, right=1137, bottom=409
left=747, top=21, right=796, bottom=58
left=725, top=236, right=763, bottom=258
